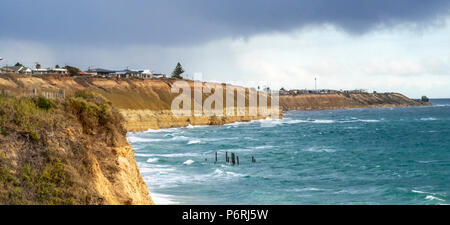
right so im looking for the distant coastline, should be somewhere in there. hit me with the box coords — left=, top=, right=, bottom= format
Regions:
left=0, top=74, right=430, bottom=132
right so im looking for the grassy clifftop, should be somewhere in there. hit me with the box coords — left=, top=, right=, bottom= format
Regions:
left=0, top=92, right=152, bottom=204
left=0, top=75, right=276, bottom=131
left=279, top=93, right=430, bottom=111
left=0, top=74, right=429, bottom=131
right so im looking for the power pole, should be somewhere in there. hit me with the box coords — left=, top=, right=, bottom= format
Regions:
left=315, top=77, right=317, bottom=91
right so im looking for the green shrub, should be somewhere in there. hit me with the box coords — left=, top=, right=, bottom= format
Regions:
left=68, top=97, right=101, bottom=132
left=35, top=97, right=53, bottom=110
left=37, top=158, right=67, bottom=202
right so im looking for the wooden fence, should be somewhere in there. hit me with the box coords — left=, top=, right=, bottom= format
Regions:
left=0, top=88, right=65, bottom=99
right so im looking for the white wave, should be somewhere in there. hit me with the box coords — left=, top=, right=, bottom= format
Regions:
left=259, top=118, right=284, bottom=127
left=186, top=124, right=208, bottom=129
left=225, top=121, right=251, bottom=127
left=312, top=119, right=335, bottom=124
left=183, top=159, right=195, bottom=165
left=258, top=118, right=312, bottom=127
left=434, top=104, right=450, bottom=107
left=139, top=167, right=175, bottom=174
left=359, top=119, right=381, bottom=123
left=146, top=158, right=159, bottom=163
left=213, top=168, right=245, bottom=177
left=225, top=171, right=245, bottom=177
left=283, top=119, right=306, bottom=124
left=126, top=136, right=164, bottom=143
left=142, top=127, right=182, bottom=133
left=293, top=187, right=322, bottom=192
left=417, top=160, right=436, bottom=164
left=304, top=147, right=336, bottom=153
left=426, top=195, right=445, bottom=201
left=187, top=139, right=202, bottom=145
left=250, top=145, right=273, bottom=150
left=150, top=192, right=179, bottom=205
left=420, top=117, right=438, bottom=121
left=170, top=136, right=189, bottom=141
left=136, top=152, right=201, bottom=158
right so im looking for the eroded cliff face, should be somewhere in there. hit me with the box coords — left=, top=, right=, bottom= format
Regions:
left=0, top=75, right=278, bottom=132
left=120, top=109, right=268, bottom=131
left=0, top=75, right=430, bottom=132
left=0, top=92, right=152, bottom=205
left=279, top=93, right=431, bottom=111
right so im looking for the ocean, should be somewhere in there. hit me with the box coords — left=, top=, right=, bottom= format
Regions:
left=128, top=99, right=450, bottom=205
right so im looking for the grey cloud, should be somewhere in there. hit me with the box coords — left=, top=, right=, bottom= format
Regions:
left=0, top=0, right=449, bottom=46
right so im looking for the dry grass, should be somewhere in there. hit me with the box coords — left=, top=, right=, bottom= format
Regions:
left=0, top=91, right=127, bottom=204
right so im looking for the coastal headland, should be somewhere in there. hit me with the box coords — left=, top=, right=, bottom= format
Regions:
left=280, top=92, right=430, bottom=111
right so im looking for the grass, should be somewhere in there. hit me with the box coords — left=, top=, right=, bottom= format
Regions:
left=35, top=97, right=53, bottom=110
left=0, top=91, right=127, bottom=204
left=67, top=91, right=121, bottom=135
left=0, top=95, right=52, bottom=142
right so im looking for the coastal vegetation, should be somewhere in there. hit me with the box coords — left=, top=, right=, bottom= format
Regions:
left=0, top=91, right=152, bottom=204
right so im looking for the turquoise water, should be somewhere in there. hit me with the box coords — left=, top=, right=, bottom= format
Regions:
left=128, top=99, right=450, bottom=205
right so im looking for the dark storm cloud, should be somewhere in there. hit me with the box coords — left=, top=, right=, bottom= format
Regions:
left=0, top=0, right=449, bottom=46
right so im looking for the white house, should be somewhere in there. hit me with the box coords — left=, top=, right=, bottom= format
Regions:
left=1, top=66, right=32, bottom=74
left=32, top=68, right=49, bottom=75
left=51, top=68, right=68, bottom=75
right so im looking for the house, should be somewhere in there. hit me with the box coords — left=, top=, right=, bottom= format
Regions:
left=32, top=68, right=49, bottom=75
left=50, top=68, right=68, bottom=75
left=288, top=89, right=300, bottom=95
left=279, top=88, right=289, bottom=95
left=116, top=69, right=140, bottom=78
left=1, top=66, right=32, bottom=74
left=86, top=68, right=116, bottom=77
left=152, top=73, right=166, bottom=79
left=140, top=70, right=153, bottom=79
left=78, top=71, right=90, bottom=76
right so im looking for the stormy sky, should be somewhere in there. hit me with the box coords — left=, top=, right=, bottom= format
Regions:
left=1, top=0, right=450, bottom=97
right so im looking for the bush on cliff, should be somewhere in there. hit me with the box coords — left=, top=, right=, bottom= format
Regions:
left=0, top=92, right=128, bottom=205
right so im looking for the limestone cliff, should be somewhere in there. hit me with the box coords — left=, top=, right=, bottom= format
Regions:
left=0, top=91, right=152, bottom=205
left=0, top=75, right=275, bottom=131
left=0, top=74, right=430, bottom=132
left=279, top=93, right=431, bottom=111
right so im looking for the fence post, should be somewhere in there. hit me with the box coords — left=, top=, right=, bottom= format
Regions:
left=59, top=89, right=65, bottom=98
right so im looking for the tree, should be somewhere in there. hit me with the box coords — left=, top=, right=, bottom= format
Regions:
left=64, top=65, right=80, bottom=77
left=15, top=62, right=23, bottom=67
left=35, top=63, right=41, bottom=69
left=55, top=64, right=60, bottom=69
left=171, top=62, right=184, bottom=79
